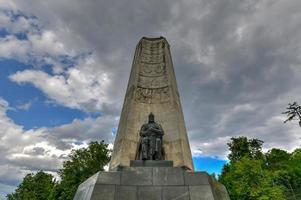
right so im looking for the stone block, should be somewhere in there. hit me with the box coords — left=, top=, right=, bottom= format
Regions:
left=97, top=171, right=121, bottom=185
left=121, top=167, right=152, bottom=185
left=130, top=160, right=173, bottom=167
left=138, top=186, right=162, bottom=200
left=116, top=186, right=137, bottom=200
left=208, top=177, right=231, bottom=200
left=184, top=172, right=210, bottom=185
left=73, top=169, right=230, bottom=200
left=153, top=167, right=184, bottom=185
left=73, top=184, right=94, bottom=200
left=189, top=185, right=215, bottom=200
left=73, top=172, right=99, bottom=200
left=162, top=186, right=189, bottom=200
left=90, top=185, right=115, bottom=200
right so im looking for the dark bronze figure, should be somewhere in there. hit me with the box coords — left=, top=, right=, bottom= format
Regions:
left=137, top=113, right=164, bottom=160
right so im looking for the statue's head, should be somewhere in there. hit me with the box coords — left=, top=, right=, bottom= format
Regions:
left=148, top=112, right=155, bottom=123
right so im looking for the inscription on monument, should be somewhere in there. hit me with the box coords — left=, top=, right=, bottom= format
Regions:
left=138, top=76, right=168, bottom=88
left=135, top=39, right=170, bottom=104
left=135, top=86, right=170, bottom=104
left=139, top=63, right=166, bottom=77
left=141, top=55, right=164, bottom=63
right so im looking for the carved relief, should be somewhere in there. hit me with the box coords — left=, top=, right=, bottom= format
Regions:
left=142, top=41, right=163, bottom=50
left=140, top=54, right=164, bottom=64
left=139, top=63, right=165, bottom=77
left=135, top=39, right=170, bottom=104
left=138, top=75, right=168, bottom=88
left=135, top=86, right=170, bottom=104
left=141, top=49, right=164, bottom=55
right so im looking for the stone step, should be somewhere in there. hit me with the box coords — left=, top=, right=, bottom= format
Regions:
left=130, top=160, right=173, bottom=167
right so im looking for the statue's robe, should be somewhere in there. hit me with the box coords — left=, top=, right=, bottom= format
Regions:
left=135, top=122, right=165, bottom=160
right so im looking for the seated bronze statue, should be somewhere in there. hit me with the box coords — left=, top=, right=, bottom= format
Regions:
left=136, top=113, right=164, bottom=160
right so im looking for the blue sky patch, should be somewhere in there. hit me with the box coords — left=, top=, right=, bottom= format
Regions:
left=0, top=29, right=9, bottom=38
left=0, top=59, right=92, bottom=129
left=193, top=156, right=228, bottom=175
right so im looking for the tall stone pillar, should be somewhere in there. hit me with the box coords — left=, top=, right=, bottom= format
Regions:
left=109, top=37, right=193, bottom=170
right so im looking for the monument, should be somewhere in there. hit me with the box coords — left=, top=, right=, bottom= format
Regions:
left=73, top=37, right=230, bottom=200
left=110, top=36, right=193, bottom=171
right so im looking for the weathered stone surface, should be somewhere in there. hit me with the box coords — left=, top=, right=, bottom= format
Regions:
left=73, top=167, right=230, bottom=200
left=208, top=176, right=231, bottom=200
left=96, top=171, right=121, bottom=185
left=130, top=160, right=173, bottom=167
left=121, top=167, right=152, bottom=185
left=116, top=186, right=137, bottom=200
left=189, top=185, right=215, bottom=200
left=184, top=172, right=210, bottom=185
left=90, top=185, right=115, bottom=200
left=153, top=167, right=184, bottom=185
left=216, top=185, right=231, bottom=200
left=73, top=172, right=98, bottom=200
left=138, top=186, right=161, bottom=200
left=162, top=186, right=189, bottom=200
left=110, top=37, right=193, bottom=171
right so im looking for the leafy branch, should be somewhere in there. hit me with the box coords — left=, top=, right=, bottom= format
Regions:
left=282, top=102, right=301, bottom=127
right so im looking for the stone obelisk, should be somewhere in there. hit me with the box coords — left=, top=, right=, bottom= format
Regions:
left=110, top=36, right=193, bottom=170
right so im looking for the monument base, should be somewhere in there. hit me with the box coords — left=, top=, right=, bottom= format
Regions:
left=73, top=161, right=230, bottom=200
left=130, top=160, right=173, bottom=167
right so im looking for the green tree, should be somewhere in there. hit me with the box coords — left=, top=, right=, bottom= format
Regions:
left=265, top=148, right=290, bottom=170
left=7, top=171, right=55, bottom=200
left=227, top=136, right=264, bottom=163
left=220, top=137, right=293, bottom=200
left=220, top=157, right=286, bottom=200
left=285, top=148, right=301, bottom=199
left=52, top=141, right=111, bottom=200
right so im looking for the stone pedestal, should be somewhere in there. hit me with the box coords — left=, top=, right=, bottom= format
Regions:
left=73, top=163, right=230, bottom=200
left=130, top=160, right=173, bottom=167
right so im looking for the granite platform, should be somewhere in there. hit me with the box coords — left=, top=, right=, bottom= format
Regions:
left=73, top=162, right=230, bottom=200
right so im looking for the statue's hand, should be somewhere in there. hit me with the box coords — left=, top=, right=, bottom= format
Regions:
left=149, top=127, right=156, bottom=131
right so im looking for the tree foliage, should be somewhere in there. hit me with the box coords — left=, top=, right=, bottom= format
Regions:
left=220, top=137, right=301, bottom=200
left=227, top=136, right=264, bottom=162
left=220, top=157, right=286, bottom=200
left=7, top=140, right=111, bottom=200
left=265, top=148, right=290, bottom=170
left=51, top=140, right=111, bottom=200
left=7, top=171, right=55, bottom=200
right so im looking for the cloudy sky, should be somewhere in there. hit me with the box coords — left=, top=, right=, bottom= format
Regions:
left=1, top=0, right=301, bottom=198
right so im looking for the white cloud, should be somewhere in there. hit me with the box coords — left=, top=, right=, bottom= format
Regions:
left=190, top=136, right=231, bottom=160
left=28, top=30, right=72, bottom=57
left=0, top=97, right=116, bottom=187
left=0, top=0, right=17, bottom=10
left=9, top=56, right=113, bottom=112
left=0, top=12, right=10, bottom=28
left=16, top=102, right=31, bottom=110
left=0, top=36, right=29, bottom=60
